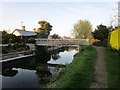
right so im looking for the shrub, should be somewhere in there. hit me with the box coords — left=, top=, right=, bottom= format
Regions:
left=2, top=46, right=9, bottom=54
left=13, top=42, right=20, bottom=50
left=9, top=38, right=14, bottom=43
left=93, top=41, right=102, bottom=46
left=28, top=38, right=36, bottom=43
left=13, top=43, right=30, bottom=51
left=93, top=40, right=107, bottom=47
left=25, top=45, right=30, bottom=50
left=2, top=33, right=18, bottom=44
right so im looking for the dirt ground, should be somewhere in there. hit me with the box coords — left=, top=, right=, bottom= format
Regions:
left=91, top=46, right=107, bottom=88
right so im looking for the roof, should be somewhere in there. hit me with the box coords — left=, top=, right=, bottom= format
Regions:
left=13, top=29, right=37, bottom=36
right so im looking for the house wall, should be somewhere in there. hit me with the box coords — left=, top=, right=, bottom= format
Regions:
left=13, top=30, right=21, bottom=36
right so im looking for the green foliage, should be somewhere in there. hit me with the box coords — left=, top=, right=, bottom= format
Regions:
left=12, top=42, right=30, bottom=51
left=13, top=42, right=20, bottom=50
left=93, top=41, right=102, bottom=46
left=93, top=39, right=108, bottom=47
left=104, top=49, right=120, bottom=88
left=37, top=30, right=48, bottom=38
left=92, top=24, right=109, bottom=41
left=46, top=46, right=97, bottom=88
left=107, top=32, right=111, bottom=48
left=92, top=24, right=110, bottom=47
left=2, top=46, right=9, bottom=54
left=2, top=32, right=18, bottom=44
left=37, top=21, right=52, bottom=38
left=28, top=38, right=36, bottom=43
left=9, top=38, right=14, bottom=43
left=51, top=34, right=61, bottom=39
left=72, top=20, right=92, bottom=39
left=2, top=30, right=7, bottom=34
left=2, top=43, right=30, bottom=54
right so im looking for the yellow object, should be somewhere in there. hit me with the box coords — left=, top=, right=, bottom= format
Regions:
left=110, top=28, right=120, bottom=50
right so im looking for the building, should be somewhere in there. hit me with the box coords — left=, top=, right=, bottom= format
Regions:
left=12, top=26, right=37, bottom=43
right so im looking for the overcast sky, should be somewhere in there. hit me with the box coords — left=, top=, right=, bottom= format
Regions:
left=0, top=0, right=118, bottom=37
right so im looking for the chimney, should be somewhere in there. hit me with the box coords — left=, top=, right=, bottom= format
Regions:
left=33, top=28, right=36, bottom=32
left=22, top=26, right=25, bottom=30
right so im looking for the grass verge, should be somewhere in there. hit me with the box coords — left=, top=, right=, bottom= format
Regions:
left=45, top=45, right=97, bottom=88
left=104, top=49, right=120, bottom=88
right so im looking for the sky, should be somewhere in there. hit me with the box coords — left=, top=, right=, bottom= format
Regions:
left=0, top=0, right=118, bottom=37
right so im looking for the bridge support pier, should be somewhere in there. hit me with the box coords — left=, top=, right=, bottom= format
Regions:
left=78, top=44, right=82, bottom=51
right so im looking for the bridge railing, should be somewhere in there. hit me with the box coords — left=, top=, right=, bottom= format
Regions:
left=35, top=39, right=90, bottom=46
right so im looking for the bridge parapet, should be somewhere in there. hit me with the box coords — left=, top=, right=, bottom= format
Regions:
left=35, top=38, right=90, bottom=46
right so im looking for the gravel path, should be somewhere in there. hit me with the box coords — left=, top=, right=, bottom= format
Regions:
left=91, top=46, right=107, bottom=88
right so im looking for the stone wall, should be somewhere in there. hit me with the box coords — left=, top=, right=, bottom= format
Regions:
left=27, top=44, right=36, bottom=51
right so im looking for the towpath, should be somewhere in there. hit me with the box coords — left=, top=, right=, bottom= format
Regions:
left=91, top=46, right=107, bottom=88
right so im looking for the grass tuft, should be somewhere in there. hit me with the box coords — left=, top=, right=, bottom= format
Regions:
left=104, top=49, right=120, bottom=88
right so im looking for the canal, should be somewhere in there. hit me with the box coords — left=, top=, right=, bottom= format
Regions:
left=1, top=47, right=78, bottom=88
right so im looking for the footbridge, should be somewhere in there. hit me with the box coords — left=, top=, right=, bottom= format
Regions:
left=35, top=39, right=90, bottom=46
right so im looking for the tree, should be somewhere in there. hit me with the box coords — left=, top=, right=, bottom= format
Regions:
left=72, top=20, right=92, bottom=39
left=37, top=21, right=52, bottom=38
left=51, top=34, right=61, bottom=39
left=92, top=24, right=110, bottom=47
left=2, top=30, right=7, bottom=34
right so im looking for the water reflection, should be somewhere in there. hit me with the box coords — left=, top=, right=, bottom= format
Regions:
left=36, top=64, right=52, bottom=85
left=2, top=68, right=18, bottom=77
left=35, top=46, right=51, bottom=64
left=52, top=52, right=61, bottom=60
left=2, top=47, right=78, bottom=88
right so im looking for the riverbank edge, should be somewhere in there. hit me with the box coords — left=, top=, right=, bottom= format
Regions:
left=45, top=45, right=97, bottom=88
left=104, top=48, right=120, bottom=88
left=0, top=53, right=35, bottom=63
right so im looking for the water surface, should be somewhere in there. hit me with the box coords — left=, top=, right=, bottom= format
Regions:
left=1, top=47, right=78, bottom=88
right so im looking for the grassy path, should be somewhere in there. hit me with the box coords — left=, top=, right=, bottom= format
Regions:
left=91, top=46, right=107, bottom=88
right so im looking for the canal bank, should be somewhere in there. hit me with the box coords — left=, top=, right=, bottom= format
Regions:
left=45, top=45, right=97, bottom=88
